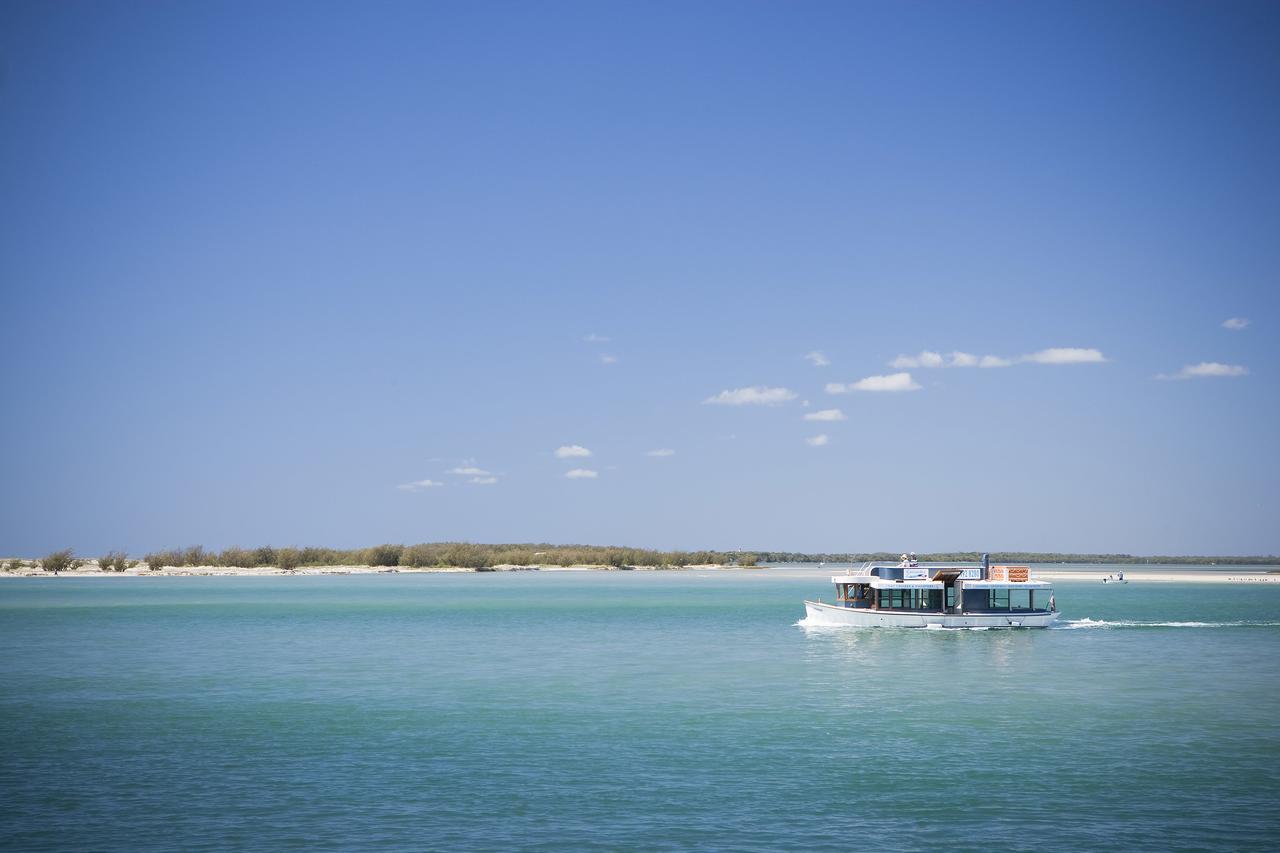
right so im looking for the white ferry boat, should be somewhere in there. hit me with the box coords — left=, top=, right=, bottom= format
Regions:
left=803, top=559, right=1058, bottom=629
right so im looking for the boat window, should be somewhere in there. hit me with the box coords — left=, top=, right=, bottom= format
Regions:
left=962, top=587, right=1051, bottom=612
left=1010, top=589, right=1040, bottom=611
left=878, top=588, right=943, bottom=611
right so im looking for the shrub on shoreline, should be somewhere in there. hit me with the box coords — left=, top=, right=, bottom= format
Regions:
left=365, top=544, right=404, bottom=567
left=98, top=552, right=128, bottom=572
left=41, top=550, right=75, bottom=574
left=144, top=549, right=180, bottom=571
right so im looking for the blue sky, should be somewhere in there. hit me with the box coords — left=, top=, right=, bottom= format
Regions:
left=2, top=1, right=1277, bottom=556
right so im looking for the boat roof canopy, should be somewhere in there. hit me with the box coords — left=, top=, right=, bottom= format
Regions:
left=960, top=580, right=1053, bottom=590
left=830, top=575, right=951, bottom=587
left=868, top=579, right=944, bottom=590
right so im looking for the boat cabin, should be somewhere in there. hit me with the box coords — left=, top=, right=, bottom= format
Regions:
left=831, top=564, right=1053, bottom=615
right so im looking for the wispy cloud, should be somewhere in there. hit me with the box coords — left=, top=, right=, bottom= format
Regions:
left=1021, top=347, right=1107, bottom=364
left=806, top=434, right=829, bottom=446
left=398, top=479, right=444, bottom=492
left=891, top=350, right=1012, bottom=369
left=584, top=333, right=610, bottom=342
left=565, top=468, right=599, bottom=479
left=890, top=348, right=1104, bottom=368
left=804, top=351, right=830, bottom=367
left=600, top=354, right=617, bottom=364
left=703, top=386, right=797, bottom=406
left=554, top=445, right=592, bottom=458
left=1156, top=362, right=1249, bottom=380
left=955, top=352, right=1014, bottom=368
left=646, top=449, right=675, bottom=457
left=448, top=460, right=498, bottom=484
left=1222, top=317, right=1249, bottom=331
left=827, top=373, right=921, bottom=393
left=803, top=408, right=846, bottom=422
left=890, top=351, right=946, bottom=369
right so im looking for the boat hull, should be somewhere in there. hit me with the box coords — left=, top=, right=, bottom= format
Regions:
left=802, top=600, right=1058, bottom=629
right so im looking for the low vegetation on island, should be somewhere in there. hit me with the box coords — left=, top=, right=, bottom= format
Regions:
left=137, top=543, right=731, bottom=570
left=2, top=545, right=1275, bottom=574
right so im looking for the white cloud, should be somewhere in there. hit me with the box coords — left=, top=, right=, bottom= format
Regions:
left=828, top=372, right=922, bottom=393
left=470, top=476, right=498, bottom=485
left=600, top=354, right=617, bottom=364
left=890, top=350, right=1012, bottom=369
left=1222, top=317, right=1249, bottom=330
left=449, top=466, right=491, bottom=476
left=702, top=386, right=797, bottom=406
left=806, top=434, right=829, bottom=446
left=398, top=479, right=444, bottom=491
left=565, top=468, right=599, bottom=479
left=1021, top=347, right=1107, bottom=364
left=804, top=351, right=830, bottom=367
left=803, top=408, right=846, bottom=422
left=584, top=333, right=610, bottom=342
left=646, top=449, right=675, bottom=457
left=554, top=445, right=592, bottom=459
left=1156, top=362, right=1249, bottom=380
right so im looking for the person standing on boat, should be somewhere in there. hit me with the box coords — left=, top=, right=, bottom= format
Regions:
left=908, top=552, right=918, bottom=568
left=899, top=553, right=910, bottom=566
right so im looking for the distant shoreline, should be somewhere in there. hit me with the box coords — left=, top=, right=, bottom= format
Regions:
left=1033, top=570, right=1280, bottom=584
left=0, top=563, right=728, bottom=578
left=3, top=564, right=1279, bottom=583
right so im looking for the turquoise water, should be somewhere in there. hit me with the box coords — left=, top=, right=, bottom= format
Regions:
left=2, top=569, right=1278, bottom=851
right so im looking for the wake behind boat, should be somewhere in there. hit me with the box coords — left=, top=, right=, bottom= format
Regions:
left=803, top=556, right=1058, bottom=629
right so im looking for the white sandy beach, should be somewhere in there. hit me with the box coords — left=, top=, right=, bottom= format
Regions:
left=0, top=562, right=721, bottom=577
left=1034, top=571, right=1280, bottom=583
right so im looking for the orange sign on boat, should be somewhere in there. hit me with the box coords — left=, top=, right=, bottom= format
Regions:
left=991, top=565, right=1030, bottom=582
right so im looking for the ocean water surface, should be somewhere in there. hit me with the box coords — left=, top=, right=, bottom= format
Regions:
left=2, top=568, right=1278, bottom=851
